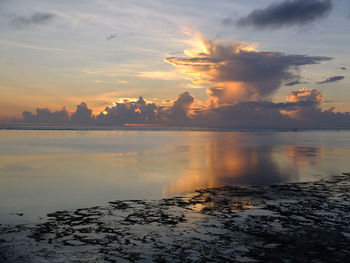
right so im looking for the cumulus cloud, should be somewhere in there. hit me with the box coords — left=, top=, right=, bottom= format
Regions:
left=193, top=98, right=318, bottom=129
left=22, top=107, right=68, bottom=123
left=95, top=93, right=195, bottom=125
left=281, top=88, right=350, bottom=127
left=195, top=101, right=292, bottom=128
left=235, top=0, right=332, bottom=29
left=286, top=88, right=324, bottom=103
left=281, top=88, right=324, bottom=121
left=10, top=12, right=55, bottom=29
left=96, top=96, right=162, bottom=124
left=318, top=75, right=345, bottom=84
left=165, top=39, right=331, bottom=106
left=13, top=88, right=350, bottom=129
left=71, top=102, right=94, bottom=122
left=162, top=92, right=195, bottom=122
left=194, top=88, right=350, bottom=129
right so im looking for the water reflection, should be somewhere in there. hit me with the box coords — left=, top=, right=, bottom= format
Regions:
left=164, top=136, right=325, bottom=195
left=286, top=146, right=322, bottom=166
left=1, top=130, right=350, bottom=223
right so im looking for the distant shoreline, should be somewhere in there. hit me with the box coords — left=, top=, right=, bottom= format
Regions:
left=1, top=124, right=349, bottom=132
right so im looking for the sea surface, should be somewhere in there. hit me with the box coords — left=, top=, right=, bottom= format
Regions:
left=1, top=129, right=349, bottom=224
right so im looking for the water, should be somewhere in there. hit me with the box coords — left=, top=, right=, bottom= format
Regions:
left=1, top=129, right=350, bottom=224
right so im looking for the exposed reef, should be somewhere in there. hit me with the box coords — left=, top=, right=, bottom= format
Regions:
left=1, top=173, right=349, bottom=262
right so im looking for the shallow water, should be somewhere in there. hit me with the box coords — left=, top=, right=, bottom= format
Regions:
left=0, top=129, right=349, bottom=223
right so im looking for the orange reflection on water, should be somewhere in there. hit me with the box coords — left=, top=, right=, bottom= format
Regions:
left=286, top=146, right=322, bottom=167
left=163, top=135, right=337, bottom=196
left=163, top=136, right=278, bottom=196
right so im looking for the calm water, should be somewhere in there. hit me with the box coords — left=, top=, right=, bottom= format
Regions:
left=1, top=129, right=350, bottom=223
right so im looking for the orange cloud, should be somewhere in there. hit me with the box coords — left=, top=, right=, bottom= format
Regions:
left=282, top=88, right=324, bottom=120
left=286, top=88, right=324, bottom=103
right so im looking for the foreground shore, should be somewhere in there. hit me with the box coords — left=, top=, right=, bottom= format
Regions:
left=1, top=173, right=349, bottom=263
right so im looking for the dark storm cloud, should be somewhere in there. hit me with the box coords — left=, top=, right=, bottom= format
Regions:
left=10, top=12, right=55, bottom=29
left=318, top=75, right=344, bottom=84
left=236, top=0, right=332, bottom=29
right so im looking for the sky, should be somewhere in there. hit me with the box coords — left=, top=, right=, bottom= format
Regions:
left=0, top=0, right=350, bottom=128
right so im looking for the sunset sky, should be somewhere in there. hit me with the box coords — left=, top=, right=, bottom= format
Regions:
left=1, top=0, right=349, bottom=128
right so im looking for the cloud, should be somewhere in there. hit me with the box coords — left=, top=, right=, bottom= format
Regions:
left=8, top=37, right=348, bottom=129
left=0, top=39, right=70, bottom=52
left=96, top=97, right=162, bottom=124
left=235, top=0, right=332, bottom=29
left=70, top=102, right=94, bottom=122
left=95, top=92, right=195, bottom=125
left=22, top=107, right=68, bottom=123
left=194, top=88, right=350, bottom=129
left=318, top=75, right=345, bottom=84
left=221, top=17, right=235, bottom=26
left=281, top=88, right=324, bottom=121
left=10, top=12, right=55, bottom=29
left=286, top=88, right=324, bottom=103
left=138, top=70, right=181, bottom=80
left=281, top=88, right=350, bottom=126
left=162, top=92, right=195, bottom=122
left=19, top=104, right=94, bottom=124
left=284, top=79, right=305, bottom=86
left=13, top=88, right=350, bottom=129
left=194, top=99, right=315, bottom=129
left=106, top=34, right=116, bottom=40
left=165, top=39, right=331, bottom=106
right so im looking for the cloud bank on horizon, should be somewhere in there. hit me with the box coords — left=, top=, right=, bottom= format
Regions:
left=14, top=86, right=350, bottom=129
